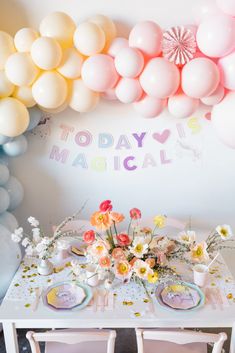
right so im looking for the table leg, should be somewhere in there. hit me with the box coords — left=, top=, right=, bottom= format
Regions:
left=230, top=324, right=235, bottom=353
left=2, top=322, right=19, bottom=353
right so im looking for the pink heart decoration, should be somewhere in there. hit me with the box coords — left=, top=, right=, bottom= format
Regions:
left=152, top=129, right=171, bottom=144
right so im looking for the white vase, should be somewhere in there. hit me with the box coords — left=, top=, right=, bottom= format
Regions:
left=37, top=259, right=53, bottom=276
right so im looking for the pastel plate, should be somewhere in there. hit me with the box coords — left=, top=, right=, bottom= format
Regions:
left=155, top=281, right=205, bottom=311
left=44, top=281, right=92, bottom=311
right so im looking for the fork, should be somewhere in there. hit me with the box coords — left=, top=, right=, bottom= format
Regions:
left=32, top=287, right=43, bottom=312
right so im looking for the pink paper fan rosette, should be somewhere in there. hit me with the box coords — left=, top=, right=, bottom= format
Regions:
left=162, top=26, right=197, bottom=66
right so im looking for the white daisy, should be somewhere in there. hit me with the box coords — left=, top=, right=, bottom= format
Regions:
left=14, top=227, right=23, bottom=236
left=216, top=225, right=233, bottom=240
left=178, top=230, right=196, bottom=244
left=22, top=238, right=31, bottom=248
left=133, top=259, right=152, bottom=280
left=129, top=237, right=149, bottom=258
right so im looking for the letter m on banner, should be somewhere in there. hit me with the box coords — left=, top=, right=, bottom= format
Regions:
left=49, top=145, right=69, bottom=164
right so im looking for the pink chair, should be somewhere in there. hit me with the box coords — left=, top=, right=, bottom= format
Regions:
left=26, top=329, right=116, bottom=353
left=135, top=329, right=227, bottom=353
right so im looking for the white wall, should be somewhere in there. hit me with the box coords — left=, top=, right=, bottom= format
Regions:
left=1, top=0, right=235, bottom=267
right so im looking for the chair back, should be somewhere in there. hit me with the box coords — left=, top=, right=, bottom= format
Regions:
left=135, top=329, right=227, bottom=353
left=26, top=329, right=116, bottom=353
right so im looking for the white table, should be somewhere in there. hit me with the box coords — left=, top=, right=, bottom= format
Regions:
left=1, top=255, right=235, bottom=353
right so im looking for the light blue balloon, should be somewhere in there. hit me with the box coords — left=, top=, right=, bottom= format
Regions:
left=3, top=135, right=28, bottom=157
left=0, top=224, right=22, bottom=299
left=0, top=134, right=12, bottom=145
left=0, top=211, right=18, bottom=232
left=0, top=187, right=10, bottom=213
left=3, top=176, right=24, bottom=211
left=27, top=106, right=42, bottom=131
left=0, top=150, right=9, bottom=166
left=0, top=164, right=9, bottom=185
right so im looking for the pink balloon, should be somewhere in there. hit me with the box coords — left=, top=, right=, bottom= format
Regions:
left=168, top=93, right=199, bottom=119
left=81, top=54, right=119, bottom=92
left=201, top=84, right=225, bottom=105
left=114, top=47, right=144, bottom=78
left=115, top=78, right=143, bottom=104
left=196, top=15, right=235, bottom=58
left=216, top=0, right=235, bottom=17
left=181, top=58, right=220, bottom=98
left=133, top=94, right=166, bottom=118
left=107, top=37, right=129, bottom=57
left=193, top=0, right=221, bottom=25
left=140, top=58, right=180, bottom=99
left=102, top=88, right=117, bottom=101
left=129, top=21, right=162, bottom=57
left=218, top=51, right=235, bottom=90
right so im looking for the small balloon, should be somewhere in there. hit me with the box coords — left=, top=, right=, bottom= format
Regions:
left=0, top=211, right=18, bottom=232
left=4, top=176, right=24, bottom=211
left=114, top=47, right=144, bottom=78
left=13, top=86, right=36, bottom=108
left=69, top=79, right=100, bottom=113
left=168, top=93, right=199, bottom=118
left=0, top=187, right=10, bottom=213
left=5, top=52, right=39, bottom=86
left=73, top=22, right=105, bottom=56
left=201, top=84, right=225, bottom=106
left=0, top=164, right=9, bottom=185
left=133, top=94, right=166, bottom=118
left=14, top=28, right=39, bottom=52
left=107, top=37, right=129, bottom=57
left=3, top=135, right=28, bottom=157
left=0, top=70, right=15, bottom=98
left=0, top=31, right=15, bottom=70
left=115, top=78, right=143, bottom=104
left=27, top=106, right=42, bottom=131
left=31, top=37, right=62, bottom=70
left=57, top=48, right=84, bottom=79
left=0, top=97, right=29, bottom=137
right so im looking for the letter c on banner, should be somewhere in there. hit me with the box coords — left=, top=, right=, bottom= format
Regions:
left=123, top=156, right=137, bottom=171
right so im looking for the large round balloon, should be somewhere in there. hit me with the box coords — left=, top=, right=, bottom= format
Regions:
left=89, top=14, right=117, bottom=52
left=0, top=187, right=10, bottom=213
left=218, top=51, right=235, bottom=90
left=69, top=79, right=100, bottom=112
left=181, top=58, right=220, bottom=98
left=193, top=0, right=221, bottom=25
left=27, top=106, right=42, bottom=131
left=140, top=58, right=180, bottom=99
left=114, top=47, right=144, bottom=78
left=32, top=71, right=68, bottom=109
left=3, top=135, right=28, bottom=157
left=14, top=28, right=39, bottom=52
left=216, top=0, right=235, bottom=17
left=129, top=21, right=162, bottom=57
left=0, top=224, right=21, bottom=299
left=115, top=78, right=143, bottom=104
left=4, top=176, right=24, bottom=211
left=57, top=48, right=84, bottom=79
left=13, top=86, right=36, bottom=108
left=0, top=31, right=15, bottom=70
left=133, top=95, right=166, bottom=118
left=211, top=92, right=235, bottom=148
left=81, top=54, right=119, bottom=92
left=0, top=211, right=18, bottom=232
left=196, top=15, right=235, bottom=58
left=0, top=70, right=15, bottom=98
left=168, top=93, right=199, bottom=118
left=0, top=97, right=29, bottom=137
left=0, top=164, right=9, bottom=186
left=39, top=12, right=76, bottom=49
left=73, top=22, right=105, bottom=56
left=108, top=37, right=129, bottom=57
left=31, top=36, right=62, bottom=70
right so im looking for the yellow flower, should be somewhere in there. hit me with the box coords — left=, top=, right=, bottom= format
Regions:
left=153, top=215, right=166, bottom=228
left=147, top=271, right=158, bottom=284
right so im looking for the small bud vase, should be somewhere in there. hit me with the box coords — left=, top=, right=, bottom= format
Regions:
left=37, top=258, right=53, bottom=276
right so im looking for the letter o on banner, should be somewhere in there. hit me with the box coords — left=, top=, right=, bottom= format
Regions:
left=75, top=130, right=92, bottom=147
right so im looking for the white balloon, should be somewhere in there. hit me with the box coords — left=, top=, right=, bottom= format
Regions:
left=193, top=0, right=221, bottom=25
left=69, top=79, right=100, bottom=112
left=31, top=37, right=62, bottom=70
left=4, top=176, right=24, bottom=211
left=211, top=92, right=235, bottom=148
left=108, top=37, right=129, bottom=57
left=0, top=31, right=15, bottom=70
left=201, top=84, right=225, bottom=106
left=168, top=93, right=199, bottom=118
left=13, top=86, right=36, bottom=108
left=57, top=48, right=84, bottom=79
left=14, top=28, right=39, bottom=52
left=0, top=70, right=15, bottom=98
left=5, top=52, right=39, bottom=86
left=114, top=47, right=144, bottom=78
left=115, top=78, right=143, bottom=103
left=218, top=51, right=235, bottom=90
left=32, top=71, right=68, bottom=109
left=40, top=12, right=76, bottom=48
left=73, top=22, right=105, bottom=56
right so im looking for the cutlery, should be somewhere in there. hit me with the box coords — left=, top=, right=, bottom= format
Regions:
left=32, top=287, right=42, bottom=312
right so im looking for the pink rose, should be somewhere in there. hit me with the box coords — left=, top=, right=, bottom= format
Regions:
left=117, top=233, right=131, bottom=246
left=99, top=200, right=113, bottom=212
left=83, top=230, right=95, bottom=244
left=112, top=247, right=126, bottom=260
left=130, top=208, right=141, bottom=220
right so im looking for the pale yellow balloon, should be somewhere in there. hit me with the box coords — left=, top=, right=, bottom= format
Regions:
left=69, top=78, right=100, bottom=112
left=73, top=22, right=105, bottom=56
left=89, top=14, right=117, bottom=51
left=5, top=52, right=39, bottom=86
left=31, top=37, right=62, bottom=70
left=32, top=71, right=68, bottom=109
left=39, top=100, right=68, bottom=113
left=0, top=97, right=29, bottom=137
left=14, top=28, right=39, bottom=52
left=0, top=70, right=15, bottom=98
left=39, top=12, right=76, bottom=48
left=13, top=86, right=36, bottom=107
left=0, top=31, right=16, bottom=70
left=57, top=48, right=84, bottom=79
